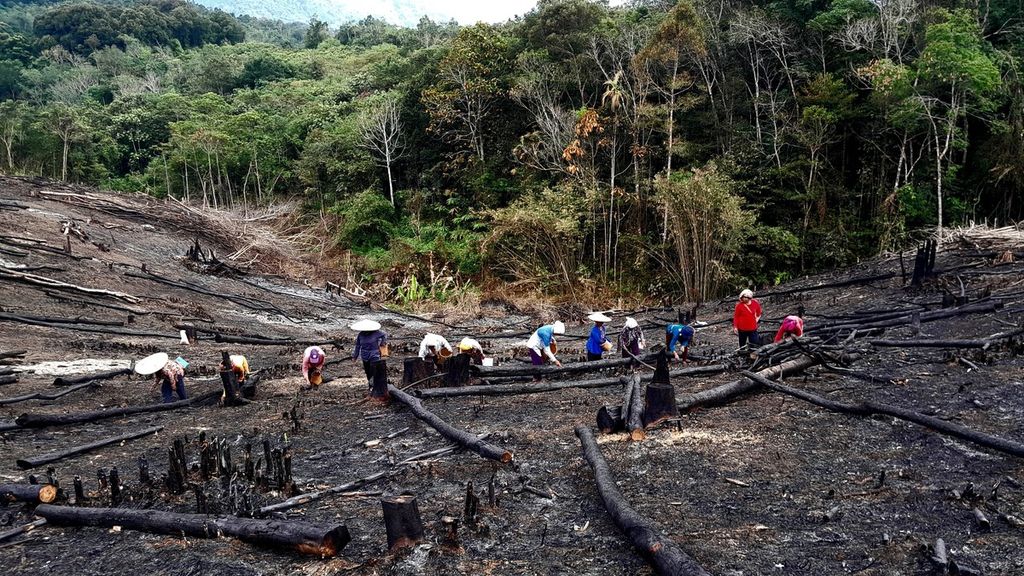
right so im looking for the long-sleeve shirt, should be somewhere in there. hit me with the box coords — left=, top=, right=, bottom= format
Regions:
left=774, top=316, right=805, bottom=342
left=158, top=361, right=184, bottom=385
left=618, top=325, right=645, bottom=354
left=733, top=299, right=763, bottom=332
left=302, top=346, right=325, bottom=379
left=527, top=325, right=557, bottom=362
left=352, top=330, right=388, bottom=362
left=418, top=333, right=452, bottom=359
left=586, top=325, right=608, bottom=355
left=666, top=324, right=694, bottom=352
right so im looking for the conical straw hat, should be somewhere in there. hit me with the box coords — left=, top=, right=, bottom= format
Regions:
left=135, top=352, right=168, bottom=376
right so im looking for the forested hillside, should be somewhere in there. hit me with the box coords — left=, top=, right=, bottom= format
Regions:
left=1, top=0, right=1022, bottom=304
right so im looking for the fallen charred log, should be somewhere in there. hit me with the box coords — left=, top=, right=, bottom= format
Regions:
left=0, top=268, right=140, bottom=303
left=623, top=375, right=646, bottom=441
left=760, top=271, right=897, bottom=299
left=678, top=354, right=836, bottom=412
left=470, top=354, right=656, bottom=378
left=14, top=389, right=220, bottom=428
left=0, top=313, right=181, bottom=340
left=415, top=365, right=728, bottom=400
left=0, top=350, right=27, bottom=360
left=0, top=483, right=58, bottom=504
left=53, top=368, right=131, bottom=387
left=868, top=338, right=994, bottom=349
left=34, top=504, right=351, bottom=557
left=739, top=371, right=1024, bottom=458
left=0, top=381, right=95, bottom=406
left=125, top=270, right=295, bottom=321
left=16, top=426, right=163, bottom=469
left=575, top=426, right=711, bottom=576
left=0, top=519, right=47, bottom=543
left=807, top=302, right=1000, bottom=336
left=388, top=386, right=512, bottom=463
left=0, top=375, right=17, bottom=385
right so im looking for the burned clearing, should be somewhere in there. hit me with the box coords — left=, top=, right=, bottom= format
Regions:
left=1, top=175, right=1023, bottom=575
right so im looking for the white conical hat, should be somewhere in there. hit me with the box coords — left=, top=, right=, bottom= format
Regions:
left=350, top=319, right=382, bottom=332
left=624, top=317, right=638, bottom=328
left=135, top=352, right=168, bottom=376
left=588, top=312, right=611, bottom=323
left=552, top=321, right=565, bottom=334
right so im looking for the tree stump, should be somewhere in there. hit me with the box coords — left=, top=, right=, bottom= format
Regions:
left=596, top=405, right=624, bottom=433
left=444, top=354, right=472, bottom=387
left=220, top=368, right=241, bottom=406
left=403, top=357, right=435, bottom=387
left=440, top=515, right=460, bottom=548
left=381, top=494, right=425, bottom=550
left=642, top=382, right=679, bottom=429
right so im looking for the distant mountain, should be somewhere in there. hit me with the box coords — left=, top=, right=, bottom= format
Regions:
left=191, top=0, right=498, bottom=27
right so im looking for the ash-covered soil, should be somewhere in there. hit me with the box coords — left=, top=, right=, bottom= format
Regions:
left=1, top=176, right=1022, bottom=575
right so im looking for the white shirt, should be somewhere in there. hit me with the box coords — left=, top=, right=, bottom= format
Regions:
left=526, top=331, right=557, bottom=362
left=418, top=333, right=452, bottom=359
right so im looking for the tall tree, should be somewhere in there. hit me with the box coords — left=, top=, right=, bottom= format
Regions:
left=359, top=92, right=406, bottom=207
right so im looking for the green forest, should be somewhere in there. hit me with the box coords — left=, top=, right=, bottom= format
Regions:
left=1, top=0, right=1022, bottom=304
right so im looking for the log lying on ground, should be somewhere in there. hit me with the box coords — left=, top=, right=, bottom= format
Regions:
left=807, top=302, right=1000, bottom=336
left=34, top=504, right=351, bottom=557
left=471, top=353, right=656, bottom=378
left=0, top=350, right=27, bottom=360
left=388, top=385, right=512, bottom=463
left=0, top=381, right=95, bottom=406
left=760, top=271, right=897, bottom=299
left=0, top=519, right=47, bottom=543
left=868, top=338, right=993, bottom=349
left=415, top=365, right=728, bottom=400
left=14, top=390, right=220, bottom=428
left=678, top=354, right=834, bottom=412
left=739, top=371, right=1024, bottom=459
left=0, top=375, right=18, bottom=385
left=16, top=426, right=163, bottom=469
left=575, top=426, right=711, bottom=576
left=53, top=368, right=131, bottom=386
left=0, top=269, right=141, bottom=303
left=0, top=313, right=181, bottom=340
left=0, top=483, right=58, bottom=504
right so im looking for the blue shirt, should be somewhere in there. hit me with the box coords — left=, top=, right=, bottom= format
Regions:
left=534, top=325, right=555, bottom=348
left=352, top=330, right=387, bottom=362
left=586, top=325, right=608, bottom=355
left=666, top=324, right=694, bottom=352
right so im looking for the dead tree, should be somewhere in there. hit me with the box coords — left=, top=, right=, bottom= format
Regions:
left=575, top=426, right=711, bottom=576
left=16, top=426, right=163, bottom=469
left=34, top=504, right=352, bottom=557
left=381, top=494, right=425, bottom=549
left=388, top=386, right=512, bottom=463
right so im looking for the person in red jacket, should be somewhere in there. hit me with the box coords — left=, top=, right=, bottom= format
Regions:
left=732, top=289, right=762, bottom=347
left=774, top=314, right=805, bottom=343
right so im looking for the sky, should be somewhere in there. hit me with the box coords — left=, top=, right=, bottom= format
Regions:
left=425, top=0, right=541, bottom=24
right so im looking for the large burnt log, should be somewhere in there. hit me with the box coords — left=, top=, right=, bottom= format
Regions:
left=0, top=483, right=58, bottom=504
left=677, top=354, right=835, bottom=412
left=739, top=371, right=1024, bottom=459
left=53, top=368, right=131, bottom=387
left=388, top=386, right=512, bottom=463
left=575, top=426, right=711, bottom=576
left=16, top=426, right=163, bottom=470
left=14, top=390, right=220, bottom=428
left=415, top=365, right=728, bottom=400
left=470, top=353, right=657, bottom=378
left=34, top=504, right=351, bottom=557
left=623, top=375, right=646, bottom=441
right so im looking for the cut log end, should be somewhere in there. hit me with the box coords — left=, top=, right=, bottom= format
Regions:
left=38, top=484, right=58, bottom=503
left=629, top=429, right=647, bottom=442
left=499, top=451, right=514, bottom=464
left=295, top=525, right=351, bottom=557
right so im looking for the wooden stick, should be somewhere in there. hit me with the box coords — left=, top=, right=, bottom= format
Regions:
left=16, top=426, right=163, bottom=469
left=53, top=368, right=131, bottom=387
left=0, top=381, right=95, bottom=406
left=576, top=426, right=711, bottom=576
left=0, top=519, right=47, bottom=543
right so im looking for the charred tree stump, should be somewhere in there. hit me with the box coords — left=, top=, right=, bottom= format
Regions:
left=16, top=426, right=163, bottom=469
left=464, top=482, right=479, bottom=525
left=388, top=386, right=512, bottom=463
left=440, top=515, right=459, bottom=548
left=642, top=383, right=679, bottom=429
left=444, top=354, right=472, bottom=387
left=403, top=357, right=435, bottom=387
left=597, top=405, right=625, bottom=433
left=0, top=483, right=58, bottom=504
left=381, top=494, right=425, bottom=550
left=575, top=426, right=711, bottom=576
left=73, top=476, right=84, bottom=504
left=34, top=504, right=352, bottom=557
left=108, top=468, right=121, bottom=506
left=219, top=355, right=241, bottom=407
left=194, top=485, right=208, bottom=515
left=138, top=456, right=150, bottom=486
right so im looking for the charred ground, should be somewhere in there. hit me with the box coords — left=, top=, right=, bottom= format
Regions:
left=0, top=176, right=1022, bottom=575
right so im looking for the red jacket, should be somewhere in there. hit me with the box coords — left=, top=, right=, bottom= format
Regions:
left=733, top=299, right=762, bottom=332
left=774, top=315, right=804, bottom=342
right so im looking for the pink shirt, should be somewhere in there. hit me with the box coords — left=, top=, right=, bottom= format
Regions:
left=302, top=346, right=325, bottom=379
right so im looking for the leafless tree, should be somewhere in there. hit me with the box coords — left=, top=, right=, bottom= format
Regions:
left=359, top=93, right=406, bottom=207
